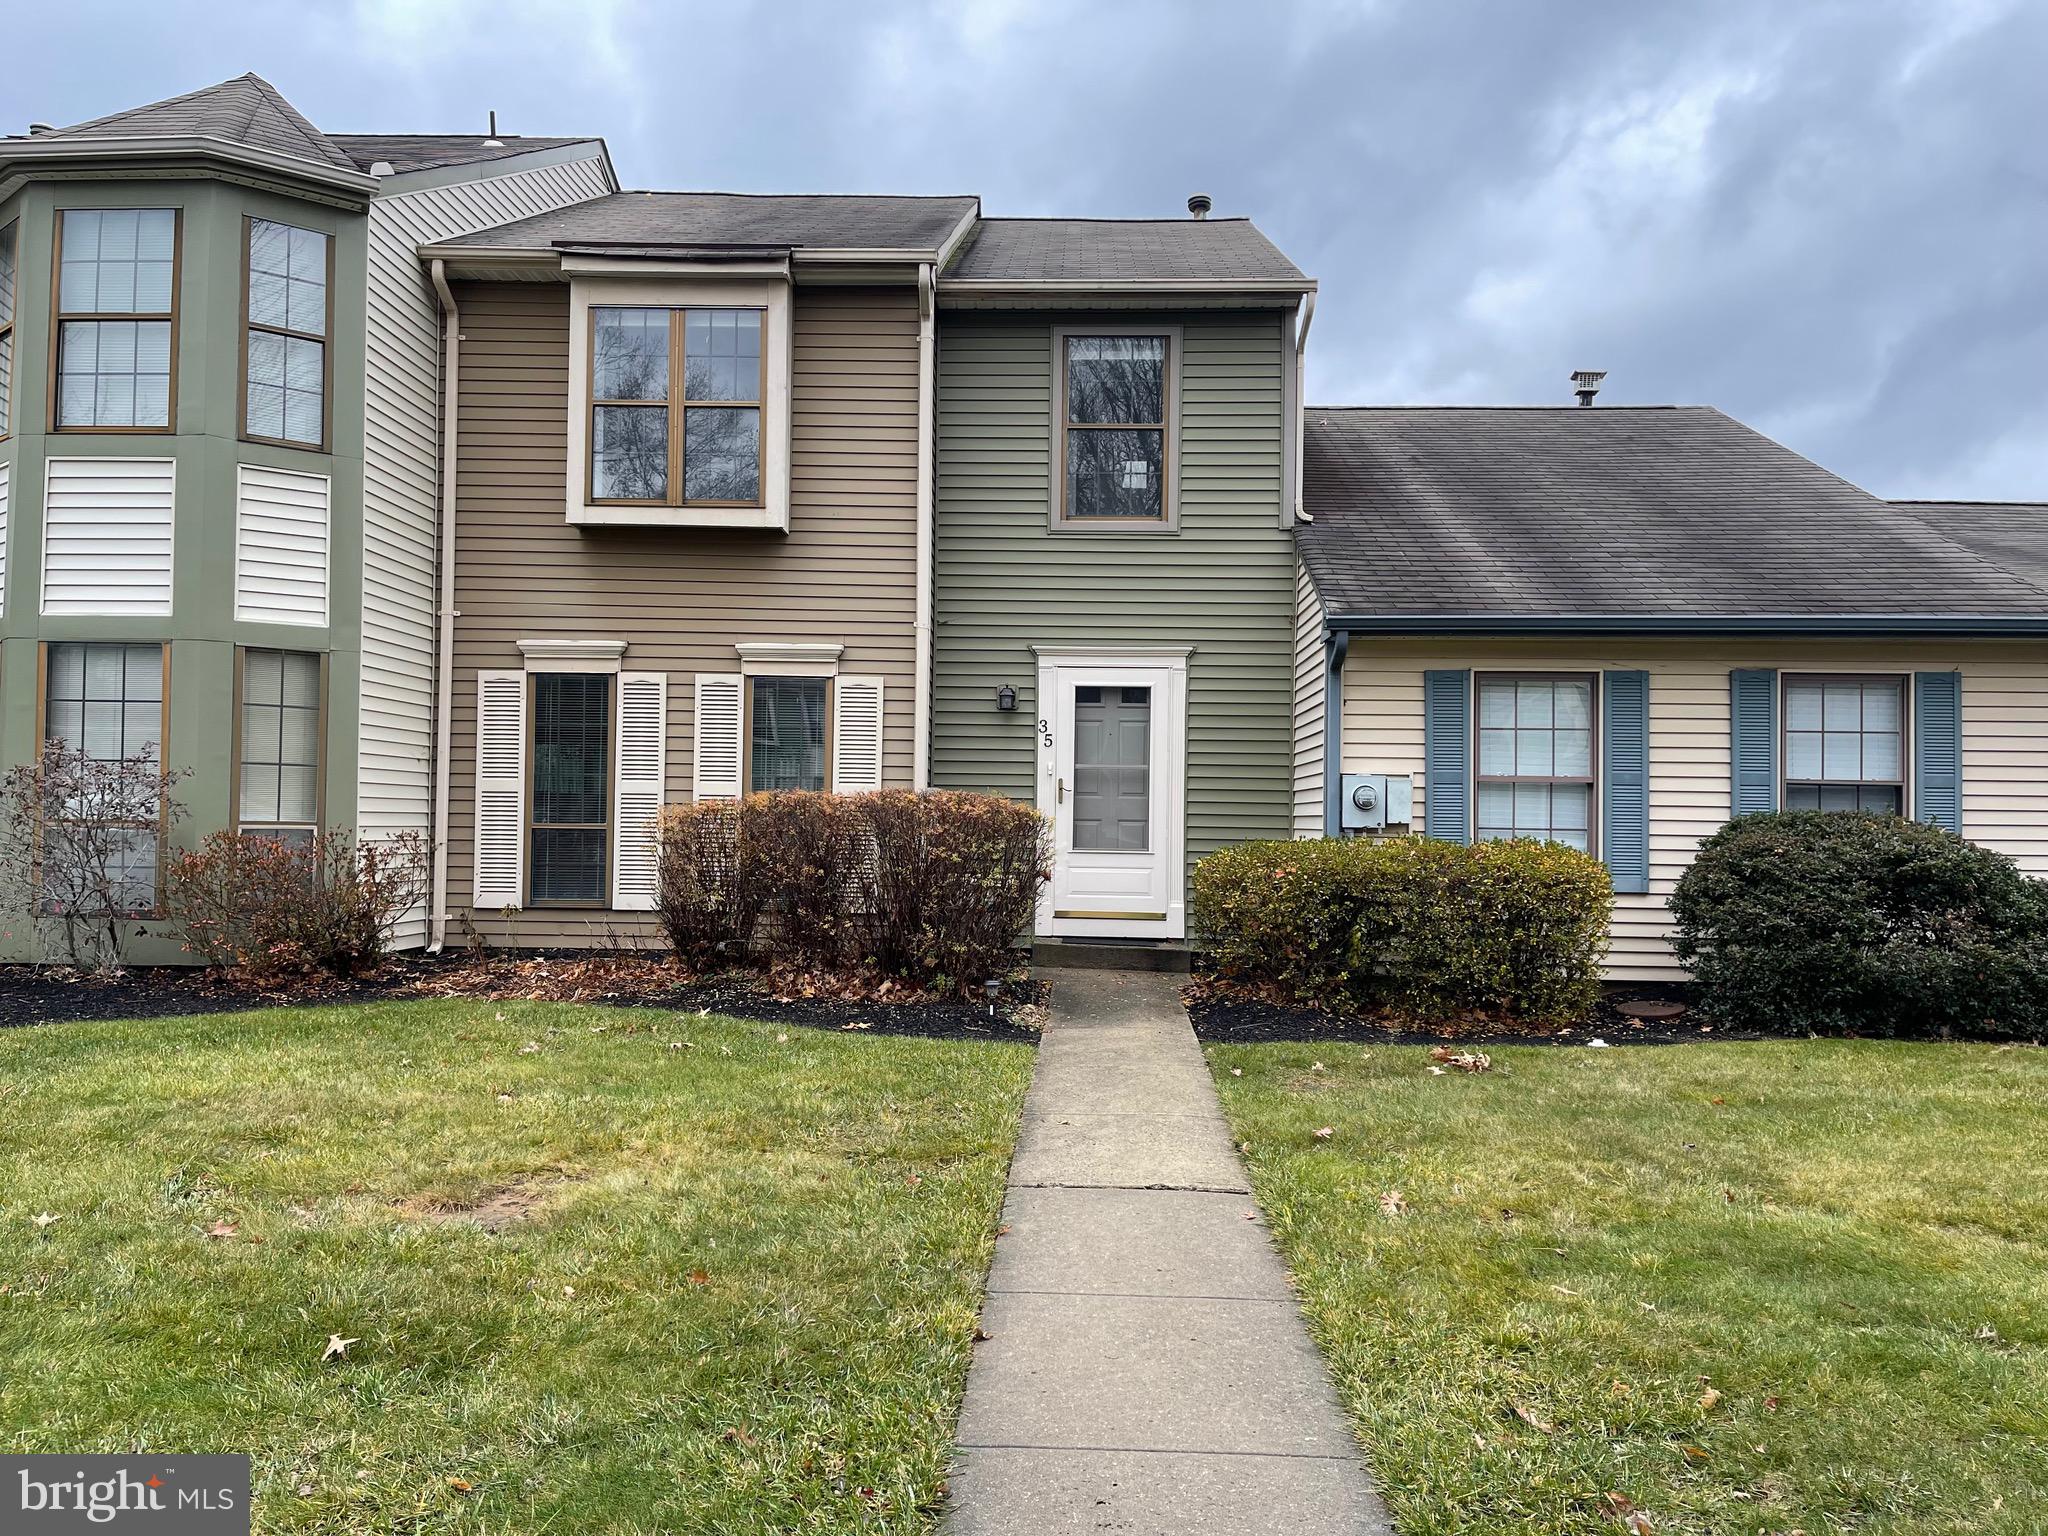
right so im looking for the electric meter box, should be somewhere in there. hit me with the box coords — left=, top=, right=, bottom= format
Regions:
left=1341, top=772, right=1413, bottom=832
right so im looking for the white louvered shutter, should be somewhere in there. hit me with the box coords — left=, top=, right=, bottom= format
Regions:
left=41, top=458, right=175, bottom=615
left=234, top=464, right=330, bottom=624
left=0, top=463, right=9, bottom=618
left=693, top=675, right=743, bottom=799
left=473, top=671, right=526, bottom=909
left=612, top=672, right=667, bottom=910
left=831, top=676, right=885, bottom=794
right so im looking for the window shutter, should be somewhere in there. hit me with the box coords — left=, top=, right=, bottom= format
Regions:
left=1729, top=670, right=1779, bottom=816
left=0, top=463, right=9, bottom=618
left=1602, top=670, right=1650, bottom=894
left=1913, top=671, right=1962, bottom=833
left=472, top=670, right=526, bottom=910
left=693, top=674, right=743, bottom=799
left=42, top=457, right=174, bottom=616
left=234, top=464, right=329, bottom=625
left=831, top=676, right=885, bottom=794
left=613, top=671, right=668, bottom=910
left=1422, top=669, right=1471, bottom=844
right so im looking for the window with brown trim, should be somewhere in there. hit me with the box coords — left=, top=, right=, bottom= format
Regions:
left=41, top=641, right=169, bottom=913
left=242, top=218, right=331, bottom=449
left=589, top=305, right=763, bottom=506
left=0, top=218, right=16, bottom=439
left=235, top=649, right=324, bottom=844
left=1057, top=332, right=1171, bottom=523
left=529, top=673, right=611, bottom=905
left=53, top=208, right=178, bottom=430
left=1783, top=674, right=1905, bottom=814
left=1474, top=673, right=1597, bottom=852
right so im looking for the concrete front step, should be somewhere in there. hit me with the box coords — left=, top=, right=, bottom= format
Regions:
left=1030, top=937, right=1194, bottom=973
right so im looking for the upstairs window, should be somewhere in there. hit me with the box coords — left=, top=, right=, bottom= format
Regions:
left=589, top=305, right=763, bottom=506
left=0, top=218, right=15, bottom=438
left=1784, top=676, right=1905, bottom=813
left=243, top=218, right=330, bottom=448
left=55, top=208, right=177, bottom=430
left=1057, top=331, right=1173, bottom=524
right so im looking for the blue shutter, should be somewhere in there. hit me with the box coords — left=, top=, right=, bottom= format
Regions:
left=1914, top=671, right=1962, bottom=833
left=1602, top=670, right=1650, bottom=893
left=1729, top=669, right=1779, bottom=817
left=1423, top=669, right=1471, bottom=844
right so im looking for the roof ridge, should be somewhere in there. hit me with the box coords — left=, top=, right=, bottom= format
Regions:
left=1895, top=498, right=2048, bottom=508
left=614, top=188, right=978, bottom=201
left=1306, top=403, right=1704, bottom=412
left=977, top=214, right=1255, bottom=225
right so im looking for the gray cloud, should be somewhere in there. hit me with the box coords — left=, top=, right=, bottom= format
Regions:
left=13, top=0, right=2045, bottom=497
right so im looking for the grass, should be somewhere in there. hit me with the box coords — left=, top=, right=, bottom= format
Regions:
left=1209, top=1037, right=2048, bottom=1536
left=0, top=1000, right=1034, bottom=1534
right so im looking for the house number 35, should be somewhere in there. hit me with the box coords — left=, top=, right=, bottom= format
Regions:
left=1038, top=718, right=1053, bottom=747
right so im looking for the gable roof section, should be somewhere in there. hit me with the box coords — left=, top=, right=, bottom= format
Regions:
left=36, top=72, right=357, bottom=172
left=1300, top=406, right=2048, bottom=627
left=327, top=133, right=604, bottom=176
left=443, top=191, right=981, bottom=254
left=947, top=216, right=1305, bottom=284
left=1897, top=501, right=2048, bottom=590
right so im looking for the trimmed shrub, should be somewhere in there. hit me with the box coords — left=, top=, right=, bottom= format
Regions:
left=1192, top=836, right=1612, bottom=1025
left=166, top=829, right=429, bottom=980
left=653, top=789, right=1052, bottom=993
left=1668, top=812, right=2048, bottom=1038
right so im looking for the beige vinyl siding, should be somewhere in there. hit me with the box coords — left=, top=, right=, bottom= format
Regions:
left=1292, top=556, right=1325, bottom=837
left=931, top=309, right=1295, bottom=875
left=358, top=153, right=609, bottom=945
left=447, top=280, right=921, bottom=945
left=1339, top=637, right=2048, bottom=981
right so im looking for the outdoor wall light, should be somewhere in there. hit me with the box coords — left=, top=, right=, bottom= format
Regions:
left=995, top=684, right=1017, bottom=711
left=984, top=977, right=1003, bottom=1017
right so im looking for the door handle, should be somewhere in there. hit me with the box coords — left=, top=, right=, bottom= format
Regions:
left=1058, top=776, right=1066, bottom=805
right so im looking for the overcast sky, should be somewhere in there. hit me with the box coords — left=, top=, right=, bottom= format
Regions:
left=13, top=0, right=2045, bottom=499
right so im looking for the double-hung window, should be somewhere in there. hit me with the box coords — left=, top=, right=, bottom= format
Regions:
left=1784, top=675, right=1905, bottom=813
left=529, top=673, right=612, bottom=904
left=54, top=208, right=177, bottom=430
left=1474, top=674, right=1597, bottom=852
left=236, top=649, right=323, bottom=843
left=1058, top=331, right=1172, bottom=523
left=42, top=641, right=168, bottom=913
left=590, top=305, right=763, bottom=506
left=243, top=218, right=330, bottom=448
left=0, top=218, right=16, bottom=438
left=748, top=676, right=829, bottom=792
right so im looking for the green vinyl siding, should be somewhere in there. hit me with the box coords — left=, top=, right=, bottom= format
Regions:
left=931, top=308, right=1295, bottom=871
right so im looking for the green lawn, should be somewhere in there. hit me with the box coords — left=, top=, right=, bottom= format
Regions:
left=0, top=1001, right=1033, bottom=1534
left=1209, top=1038, right=2048, bottom=1536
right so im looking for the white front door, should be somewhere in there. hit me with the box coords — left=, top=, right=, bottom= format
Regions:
left=1036, top=650, right=1187, bottom=939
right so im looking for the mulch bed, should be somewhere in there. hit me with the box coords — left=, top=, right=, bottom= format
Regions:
left=0, top=951, right=1046, bottom=1045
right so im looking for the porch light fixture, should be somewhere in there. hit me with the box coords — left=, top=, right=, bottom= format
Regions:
left=995, top=684, right=1017, bottom=712
left=984, top=977, right=1003, bottom=1018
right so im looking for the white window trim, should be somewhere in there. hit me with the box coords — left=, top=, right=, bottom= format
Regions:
left=564, top=272, right=794, bottom=532
left=517, top=637, right=627, bottom=674
left=736, top=639, right=842, bottom=677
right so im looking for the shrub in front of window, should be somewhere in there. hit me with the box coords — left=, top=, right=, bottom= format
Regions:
left=653, top=799, right=746, bottom=961
left=1191, top=836, right=1612, bottom=1025
left=742, top=790, right=873, bottom=969
left=0, top=739, right=189, bottom=973
left=1668, top=812, right=2048, bottom=1039
left=166, top=828, right=430, bottom=981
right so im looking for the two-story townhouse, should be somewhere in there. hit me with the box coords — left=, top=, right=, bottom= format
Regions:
left=0, top=75, right=611, bottom=960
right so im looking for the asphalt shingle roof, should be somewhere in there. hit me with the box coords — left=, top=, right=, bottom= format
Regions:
left=947, top=217, right=1304, bottom=283
left=1300, top=407, right=2048, bottom=620
left=450, top=192, right=980, bottom=253
left=328, top=133, right=601, bottom=175
left=35, top=73, right=358, bottom=172
left=1896, top=501, right=2048, bottom=591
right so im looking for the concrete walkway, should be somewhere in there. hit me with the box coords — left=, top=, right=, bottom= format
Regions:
left=945, top=970, right=1391, bottom=1535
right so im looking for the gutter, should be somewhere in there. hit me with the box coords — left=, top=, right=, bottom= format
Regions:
left=938, top=277, right=1318, bottom=297
left=426, top=259, right=461, bottom=952
left=914, top=261, right=937, bottom=789
left=1322, top=628, right=1349, bottom=837
left=1322, top=613, right=2048, bottom=637
left=0, top=134, right=379, bottom=196
left=1293, top=292, right=1316, bottom=523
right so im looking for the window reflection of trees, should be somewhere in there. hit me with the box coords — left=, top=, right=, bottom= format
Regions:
left=1066, top=335, right=1166, bottom=519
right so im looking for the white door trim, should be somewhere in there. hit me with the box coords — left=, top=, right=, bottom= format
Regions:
left=1035, top=648, right=1188, bottom=940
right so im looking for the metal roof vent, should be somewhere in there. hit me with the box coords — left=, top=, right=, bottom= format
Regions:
left=369, top=160, right=397, bottom=177
left=1571, top=369, right=1607, bottom=407
left=27, top=122, right=54, bottom=136
left=481, top=110, right=505, bottom=148
left=1187, top=193, right=1212, bottom=220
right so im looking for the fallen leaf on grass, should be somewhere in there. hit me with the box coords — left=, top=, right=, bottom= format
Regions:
left=1509, top=1399, right=1553, bottom=1432
left=1603, top=1492, right=1654, bottom=1532
left=446, top=1478, right=474, bottom=1493
left=1428, top=1045, right=1493, bottom=1073
left=1426, top=1065, right=1447, bottom=1076
left=205, top=1220, right=238, bottom=1239
left=1313, top=1126, right=1334, bottom=1140
left=1763, top=1395, right=1781, bottom=1411
left=322, top=1334, right=357, bottom=1362
left=1379, top=1190, right=1408, bottom=1217
left=687, top=1269, right=711, bottom=1286
left=1309, top=1061, right=1325, bottom=1073
left=1229, top=1067, right=1243, bottom=1077
left=1698, top=1382, right=1722, bottom=1411
left=518, top=1042, right=541, bottom=1055
left=720, top=1427, right=755, bottom=1445
left=30, top=1212, right=60, bottom=1230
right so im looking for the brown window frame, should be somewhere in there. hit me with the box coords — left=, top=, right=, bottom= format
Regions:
left=1780, top=672, right=1909, bottom=816
left=743, top=674, right=835, bottom=794
left=34, top=639, right=173, bottom=918
left=238, top=215, right=335, bottom=454
left=586, top=305, right=767, bottom=510
left=1051, top=324, right=1180, bottom=531
left=0, top=217, right=17, bottom=442
left=1472, top=670, right=1600, bottom=855
left=48, top=206, right=182, bottom=436
left=526, top=671, right=614, bottom=909
left=229, top=647, right=328, bottom=843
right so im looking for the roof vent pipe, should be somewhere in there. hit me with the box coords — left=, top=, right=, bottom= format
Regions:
left=1187, top=193, right=1212, bottom=220
left=482, top=110, right=504, bottom=148
left=27, top=122, right=53, bottom=136
left=1571, top=369, right=1606, bottom=407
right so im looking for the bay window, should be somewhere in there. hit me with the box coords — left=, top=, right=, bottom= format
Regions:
left=235, top=649, right=323, bottom=843
left=590, top=305, right=763, bottom=506
left=54, top=208, right=177, bottom=430
left=0, top=218, right=15, bottom=438
left=243, top=217, right=330, bottom=448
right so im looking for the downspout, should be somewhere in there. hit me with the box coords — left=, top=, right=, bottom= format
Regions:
left=1293, top=290, right=1317, bottom=523
left=913, top=261, right=936, bottom=789
left=1322, top=627, right=1348, bottom=837
left=426, top=259, right=461, bottom=951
